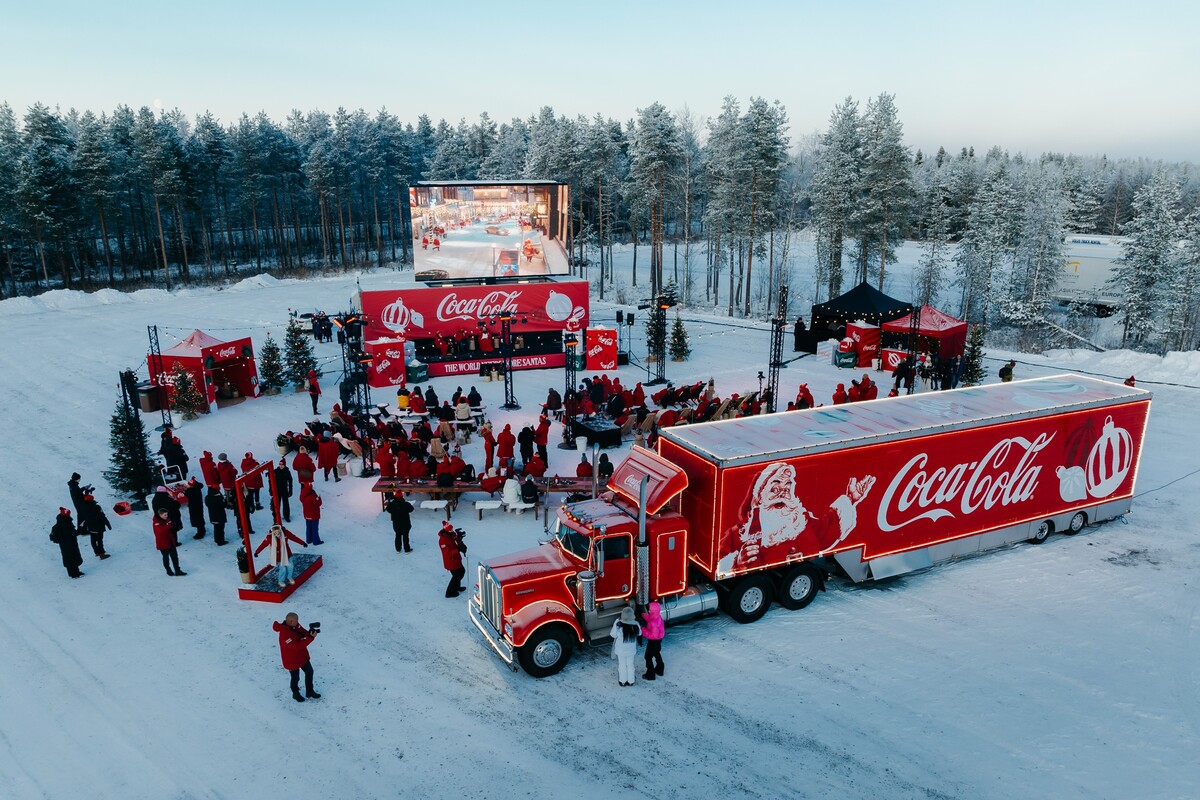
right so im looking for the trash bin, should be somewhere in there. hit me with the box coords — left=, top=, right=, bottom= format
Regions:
left=406, top=361, right=428, bottom=384
left=137, top=382, right=160, bottom=413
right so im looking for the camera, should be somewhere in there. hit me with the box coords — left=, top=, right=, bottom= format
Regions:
left=82, top=484, right=95, bottom=494
left=309, top=622, right=321, bottom=634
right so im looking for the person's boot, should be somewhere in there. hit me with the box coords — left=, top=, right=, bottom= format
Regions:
left=193, top=531, right=205, bottom=540
left=165, top=568, right=175, bottom=576
left=656, top=664, right=664, bottom=676
left=98, top=553, right=110, bottom=560
left=293, top=692, right=305, bottom=702
left=643, top=671, right=656, bottom=681
left=306, top=690, right=321, bottom=699
left=174, top=570, right=187, bottom=576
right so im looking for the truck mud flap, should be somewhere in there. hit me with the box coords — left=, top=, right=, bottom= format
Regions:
left=867, top=548, right=934, bottom=581
left=832, top=548, right=870, bottom=583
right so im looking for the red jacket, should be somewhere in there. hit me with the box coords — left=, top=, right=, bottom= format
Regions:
left=394, top=452, right=411, bottom=480
left=533, top=418, right=550, bottom=446
left=273, top=620, right=314, bottom=670
left=576, top=460, right=591, bottom=478
left=448, top=456, right=466, bottom=478
left=496, top=427, right=516, bottom=460
left=255, top=526, right=307, bottom=565
left=317, top=439, right=340, bottom=469
left=199, top=452, right=219, bottom=487
left=216, top=460, right=238, bottom=490
left=292, top=451, right=316, bottom=481
left=377, top=445, right=395, bottom=478
left=408, top=458, right=428, bottom=478
left=524, top=456, right=546, bottom=478
left=439, top=528, right=465, bottom=571
left=152, top=516, right=176, bottom=550
left=307, top=375, right=321, bottom=397
left=300, top=485, right=322, bottom=521
left=240, top=456, right=263, bottom=489
left=436, top=458, right=455, bottom=478
left=832, top=386, right=848, bottom=405
left=409, top=394, right=427, bottom=414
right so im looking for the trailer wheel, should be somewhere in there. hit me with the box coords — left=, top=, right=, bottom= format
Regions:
left=1029, top=520, right=1053, bottom=544
left=517, top=624, right=574, bottom=678
left=1064, top=511, right=1088, bottom=535
left=722, top=576, right=774, bottom=623
left=777, top=564, right=821, bottom=610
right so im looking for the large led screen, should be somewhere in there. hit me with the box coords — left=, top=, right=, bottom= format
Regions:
left=410, top=182, right=569, bottom=281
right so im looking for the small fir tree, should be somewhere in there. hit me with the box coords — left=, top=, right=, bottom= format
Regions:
left=645, top=300, right=669, bottom=363
left=104, top=399, right=155, bottom=498
left=284, top=318, right=317, bottom=387
left=258, top=333, right=285, bottom=392
left=171, top=363, right=206, bottom=418
left=669, top=311, right=691, bottom=360
left=963, top=323, right=986, bottom=386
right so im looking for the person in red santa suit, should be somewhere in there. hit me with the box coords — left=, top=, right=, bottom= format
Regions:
left=199, top=450, right=220, bottom=488
left=717, top=463, right=876, bottom=575
left=533, top=415, right=551, bottom=463
left=216, top=452, right=238, bottom=508
left=376, top=441, right=396, bottom=479
left=438, top=520, right=467, bottom=598
left=496, top=424, right=516, bottom=464
left=292, top=447, right=316, bottom=484
left=317, top=432, right=341, bottom=483
left=832, top=384, right=848, bottom=405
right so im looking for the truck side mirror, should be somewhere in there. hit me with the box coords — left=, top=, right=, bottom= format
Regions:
left=594, top=538, right=605, bottom=576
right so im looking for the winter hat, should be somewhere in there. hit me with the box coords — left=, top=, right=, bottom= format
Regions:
left=245, top=452, right=253, bottom=459
left=620, top=606, right=636, bottom=624
left=279, top=458, right=287, bottom=467
left=59, top=507, right=71, bottom=517
left=203, top=451, right=212, bottom=458
left=648, top=601, right=661, bottom=614
left=218, top=453, right=228, bottom=461
left=156, top=486, right=168, bottom=493
left=71, top=472, right=81, bottom=481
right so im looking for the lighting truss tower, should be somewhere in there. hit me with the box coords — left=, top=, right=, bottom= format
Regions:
left=147, top=324, right=173, bottom=430
left=766, top=284, right=788, bottom=413
left=559, top=332, right=579, bottom=449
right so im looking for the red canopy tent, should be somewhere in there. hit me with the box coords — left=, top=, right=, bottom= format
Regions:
left=881, top=305, right=968, bottom=360
left=149, top=329, right=260, bottom=411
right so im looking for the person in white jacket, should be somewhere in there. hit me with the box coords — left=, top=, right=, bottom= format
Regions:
left=255, top=524, right=307, bottom=588
left=609, top=606, right=640, bottom=686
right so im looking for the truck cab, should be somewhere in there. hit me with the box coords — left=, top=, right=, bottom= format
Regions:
left=469, top=449, right=707, bottom=677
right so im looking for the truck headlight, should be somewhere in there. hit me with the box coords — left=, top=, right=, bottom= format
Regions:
left=504, top=622, right=514, bottom=638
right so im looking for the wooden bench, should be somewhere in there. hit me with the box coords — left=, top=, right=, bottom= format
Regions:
left=419, top=499, right=451, bottom=519
left=474, top=500, right=503, bottom=520
left=504, top=499, right=537, bottom=514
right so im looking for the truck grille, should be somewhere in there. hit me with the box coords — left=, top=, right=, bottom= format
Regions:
left=480, top=565, right=503, bottom=632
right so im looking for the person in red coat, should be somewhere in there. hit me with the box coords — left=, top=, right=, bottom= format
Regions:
left=317, top=433, right=341, bottom=483
left=533, top=415, right=550, bottom=463
left=240, top=453, right=264, bottom=510
left=300, top=483, right=324, bottom=545
left=632, top=382, right=646, bottom=407
left=575, top=454, right=592, bottom=478
left=394, top=450, right=411, bottom=480
left=847, top=380, right=863, bottom=403
left=306, top=370, right=321, bottom=415
left=862, top=375, right=879, bottom=401
left=273, top=612, right=320, bottom=702
left=408, top=391, right=427, bottom=414
left=152, top=508, right=185, bottom=576
left=795, top=384, right=815, bottom=410
left=216, top=452, right=238, bottom=507
left=408, top=457, right=428, bottom=479
left=832, top=384, right=848, bottom=405
left=524, top=453, right=547, bottom=478
left=377, top=442, right=395, bottom=479
left=448, top=453, right=467, bottom=479
left=480, top=422, right=496, bottom=471
left=438, top=520, right=467, bottom=598
left=292, top=447, right=316, bottom=484
left=496, top=424, right=516, bottom=463
left=199, top=450, right=220, bottom=488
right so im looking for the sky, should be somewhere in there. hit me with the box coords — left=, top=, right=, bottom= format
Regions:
left=2, top=0, right=1198, bottom=161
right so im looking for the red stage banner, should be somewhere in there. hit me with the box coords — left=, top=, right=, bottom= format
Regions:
left=585, top=327, right=617, bottom=371
left=881, top=348, right=907, bottom=372
left=846, top=321, right=880, bottom=367
left=425, top=352, right=566, bottom=378
left=360, top=281, right=589, bottom=342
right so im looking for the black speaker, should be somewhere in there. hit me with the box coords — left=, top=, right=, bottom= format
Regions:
left=627, top=313, right=634, bottom=325
left=616, top=310, right=624, bottom=324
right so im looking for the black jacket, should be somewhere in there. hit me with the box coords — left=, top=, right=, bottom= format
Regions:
left=184, top=483, right=206, bottom=527
left=274, top=465, right=294, bottom=498
left=205, top=489, right=227, bottom=524
left=49, top=514, right=84, bottom=568
left=68, top=478, right=85, bottom=514
left=521, top=480, right=539, bottom=504
left=386, top=496, right=414, bottom=531
left=151, top=491, right=182, bottom=530
left=77, top=499, right=111, bottom=534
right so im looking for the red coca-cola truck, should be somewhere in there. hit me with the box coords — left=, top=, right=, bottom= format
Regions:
left=470, top=375, right=1150, bottom=677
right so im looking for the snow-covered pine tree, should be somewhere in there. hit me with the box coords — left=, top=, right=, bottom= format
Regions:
left=258, top=333, right=285, bottom=392
left=1111, top=170, right=1186, bottom=350
left=915, top=176, right=952, bottom=307
left=1000, top=161, right=1067, bottom=350
left=962, top=324, right=986, bottom=386
left=954, top=154, right=1016, bottom=324
left=629, top=103, right=683, bottom=298
left=645, top=301, right=669, bottom=362
left=811, top=98, right=862, bottom=299
left=669, top=311, right=691, bottom=361
left=104, top=399, right=155, bottom=498
left=170, top=362, right=206, bottom=418
left=854, top=93, right=914, bottom=290
left=739, top=97, right=789, bottom=316
left=284, top=318, right=317, bottom=387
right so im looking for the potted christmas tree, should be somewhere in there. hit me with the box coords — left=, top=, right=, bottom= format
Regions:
left=236, top=546, right=253, bottom=584
left=171, top=363, right=207, bottom=419
left=284, top=319, right=318, bottom=391
left=259, top=333, right=285, bottom=395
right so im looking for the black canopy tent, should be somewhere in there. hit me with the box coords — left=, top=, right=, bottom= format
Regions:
left=809, top=281, right=913, bottom=339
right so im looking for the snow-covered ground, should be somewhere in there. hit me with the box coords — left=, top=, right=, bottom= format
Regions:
left=2, top=247, right=1199, bottom=799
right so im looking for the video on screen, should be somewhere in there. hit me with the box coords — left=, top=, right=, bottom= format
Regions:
left=410, top=183, right=569, bottom=281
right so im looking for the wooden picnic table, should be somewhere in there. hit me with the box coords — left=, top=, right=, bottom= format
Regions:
left=371, top=476, right=607, bottom=518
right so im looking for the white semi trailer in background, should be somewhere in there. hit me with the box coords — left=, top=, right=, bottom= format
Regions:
left=1055, top=234, right=1126, bottom=312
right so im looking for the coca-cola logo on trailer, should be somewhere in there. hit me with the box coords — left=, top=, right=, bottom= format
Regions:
left=878, top=433, right=1054, bottom=532
left=217, top=346, right=237, bottom=358
left=437, top=291, right=522, bottom=323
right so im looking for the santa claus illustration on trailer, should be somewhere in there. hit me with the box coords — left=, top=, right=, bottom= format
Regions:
left=718, top=462, right=876, bottom=574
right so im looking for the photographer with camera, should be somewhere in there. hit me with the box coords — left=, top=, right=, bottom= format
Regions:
left=273, top=612, right=321, bottom=703
left=438, top=520, right=467, bottom=598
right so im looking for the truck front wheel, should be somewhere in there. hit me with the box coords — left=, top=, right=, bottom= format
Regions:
left=517, top=624, right=574, bottom=678
left=722, top=575, right=774, bottom=623
left=777, top=564, right=821, bottom=610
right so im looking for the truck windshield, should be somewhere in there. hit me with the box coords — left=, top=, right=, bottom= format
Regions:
left=555, top=522, right=591, bottom=562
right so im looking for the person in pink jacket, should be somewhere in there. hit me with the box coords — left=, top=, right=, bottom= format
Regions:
left=640, top=601, right=665, bottom=680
